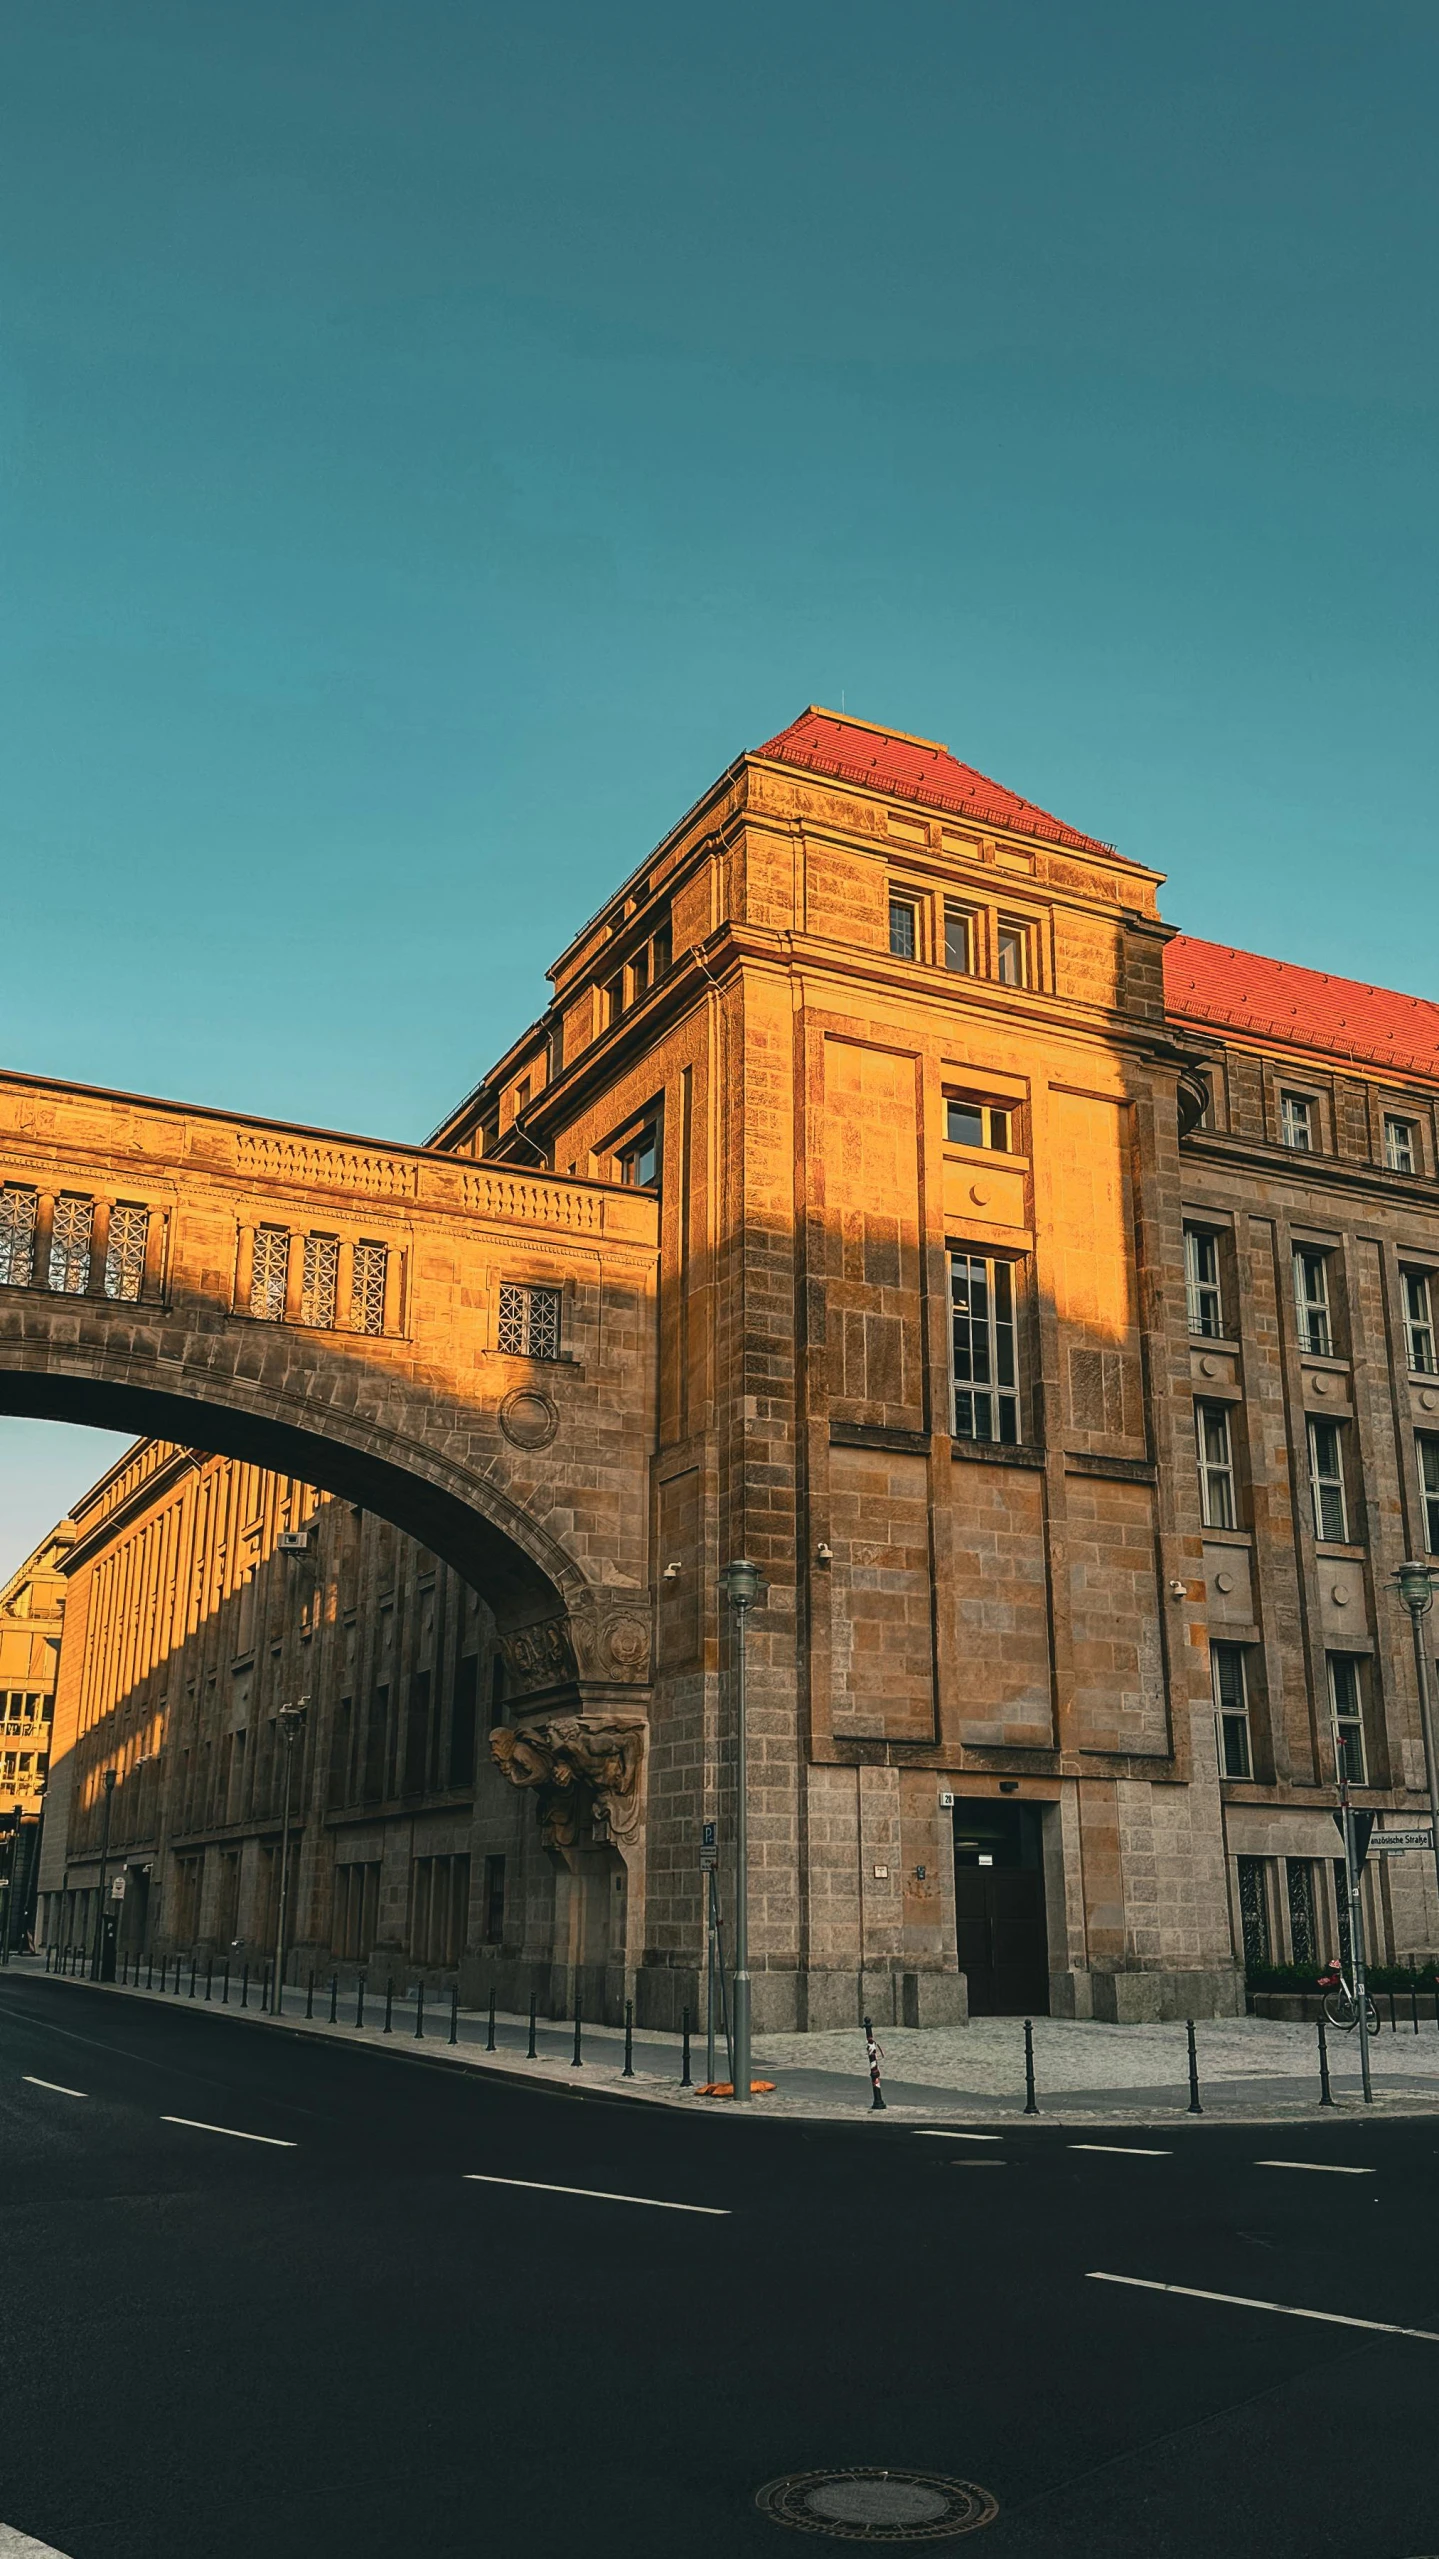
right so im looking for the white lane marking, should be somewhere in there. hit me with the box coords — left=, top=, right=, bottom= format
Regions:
left=1071, top=2144, right=1172, bottom=2157
left=21, top=2077, right=88, bottom=2100
left=914, top=2130, right=1003, bottom=2142
left=1088, top=2271, right=1439, bottom=2342
left=948, top=2160, right=1006, bottom=2167
left=160, top=2115, right=296, bottom=2148
left=1254, top=2158, right=1373, bottom=2176
left=0, top=2524, right=78, bottom=2556
left=463, top=2173, right=728, bottom=2215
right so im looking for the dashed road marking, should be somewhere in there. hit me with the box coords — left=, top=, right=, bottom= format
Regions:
left=20, top=2077, right=88, bottom=2100
left=160, top=2115, right=296, bottom=2148
left=463, top=2173, right=728, bottom=2214
left=1088, top=2271, right=1439, bottom=2342
left=914, top=2130, right=1003, bottom=2142
left=1254, top=2159, right=1373, bottom=2176
left=1070, top=2144, right=1172, bottom=2157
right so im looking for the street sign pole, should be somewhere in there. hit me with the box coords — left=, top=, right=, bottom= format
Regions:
left=1336, top=1749, right=1373, bottom=2105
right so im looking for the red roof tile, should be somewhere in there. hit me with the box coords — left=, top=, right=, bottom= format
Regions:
left=754, top=707, right=1121, bottom=860
left=1165, top=934, right=1439, bottom=1084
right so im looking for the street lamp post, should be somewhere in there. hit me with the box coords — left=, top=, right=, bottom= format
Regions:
left=273, top=1701, right=309, bottom=2018
left=91, top=1767, right=117, bottom=1980
left=1394, top=1562, right=1439, bottom=1936
left=718, top=1560, right=763, bottom=2105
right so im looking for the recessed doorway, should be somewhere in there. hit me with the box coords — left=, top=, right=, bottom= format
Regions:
left=952, top=1799, right=1049, bottom=2016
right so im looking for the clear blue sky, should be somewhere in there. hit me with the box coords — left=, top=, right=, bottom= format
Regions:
left=1, top=0, right=1436, bottom=1571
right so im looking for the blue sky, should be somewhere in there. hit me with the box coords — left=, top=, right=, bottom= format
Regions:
left=1, top=0, right=1436, bottom=1572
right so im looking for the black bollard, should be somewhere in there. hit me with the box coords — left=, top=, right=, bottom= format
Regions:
left=452, top=1983, right=461, bottom=2047
left=1023, top=2017, right=1039, bottom=2116
left=623, top=1999, right=635, bottom=2078
left=1317, top=2008, right=1335, bottom=2106
left=681, top=2006, right=692, bottom=2089
left=306, top=1971, right=315, bottom=2020
left=147, top=1951, right=154, bottom=1991
left=383, top=1977, right=394, bottom=2034
left=864, top=2015, right=887, bottom=2111
left=485, top=1990, right=496, bottom=2053
left=205, top=1957, right=213, bottom=2002
left=1389, top=1988, right=1398, bottom=2035
left=274, top=1962, right=284, bottom=2019
left=241, top=1963, right=249, bottom=2009
left=1186, top=2018, right=1203, bottom=2115
left=222, top=1957, right=230, bottom=2005
left=189, top=1954, right=196, bottom=1998
left=329, top=1972, right=339, bottom=2025
left=571, top=2006, right=583, bottom=2068
left=415, top=1981, right=425, bottom=2040
left=356, top=1974, right=365, bottom=2030
left=1412, top=1982, right=1420, bottom=2036
left=527, top=1993, right=537, bottom=2059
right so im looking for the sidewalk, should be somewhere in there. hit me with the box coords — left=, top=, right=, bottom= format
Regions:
left=19, top=1957, right=1439, bottom=2126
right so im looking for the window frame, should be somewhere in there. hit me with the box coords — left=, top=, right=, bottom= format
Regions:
left=1327, top=1653, right=1368, bottom=1786
left=1195, top=1399, right=1237, bottom=1530
left=995, top=917, right=1031, bottom=988
left=1402, top=1268, right=1437, bottom=1376
left=1293, top=1245, right=1333, bottom=1356
left=1280, top=1091, right=1316, bottom=1152
left=616, top=1123, right=660, bottom=1189
left=1212, top=1640, right=1253, bottom=1780
left=1418, top=1433, right=1439, bottom=1557
left=945, top=1094, right=1013, bottom=1154
left=949, top=1248, right=1022, bottom=1445
left=496, top=1281, right=563, bottom=1361
left=1184, top=1225, right=1225, bottom=1340
left=1384, top=1115, right=1417, bottom=1174
left=943, top=903, right=976, bottom=975
left=1307, top=1416, right=1350, bottom=1544
left=888, top=892, right=921, bottom=961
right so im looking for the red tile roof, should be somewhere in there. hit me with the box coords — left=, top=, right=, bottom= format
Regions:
left=1165, top=934, right=1439, bottom=1084
left=754, top=707, right=1122, bottom=860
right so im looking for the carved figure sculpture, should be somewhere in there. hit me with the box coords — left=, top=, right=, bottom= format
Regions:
left=489, top=1711, right=646, bottom=1847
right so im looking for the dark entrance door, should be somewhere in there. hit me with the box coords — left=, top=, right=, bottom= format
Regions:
left=952, top=1800, right=1049, bottom=2015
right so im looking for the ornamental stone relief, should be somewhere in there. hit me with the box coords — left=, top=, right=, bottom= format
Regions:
left=489, top=1712, right=646, bottom=1848
left=497, top=1595, right=652, bottom=1699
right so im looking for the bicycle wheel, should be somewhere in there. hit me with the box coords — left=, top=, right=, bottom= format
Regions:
left=1324, top=1989, right=1357, bottom=2029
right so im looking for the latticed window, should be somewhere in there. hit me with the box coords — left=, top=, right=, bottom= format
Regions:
left=351, top=1241, right=387, bottom=1335
left=1286, top=1859, right=1318, bottom=1967
left=48, top=1195, right=94, bottom=1294
left=300, top=1233, right=340, bottom=1329
left=0, top=1186, right=37, bottom=1287
left=497, top=1282, right=562, bottom=1359
left=104, top=1203, right=149, bottom=1302
left=250, top=1227, right=290, bottom=1321
left=1236, top=1856, right=1271, bottom=1968
left=950, top=1252, right=1020, bottom=1444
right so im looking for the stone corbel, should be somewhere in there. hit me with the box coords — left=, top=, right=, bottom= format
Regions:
left=497, top=1593, right=653, bottom=1703
left=489, top=1710, right=647, bottom=1849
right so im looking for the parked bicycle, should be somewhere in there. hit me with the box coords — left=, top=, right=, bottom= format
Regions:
left=1318, top=1956, right=1379, bottom=2035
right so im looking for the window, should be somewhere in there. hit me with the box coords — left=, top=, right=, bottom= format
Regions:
left=410, top=1853, right=469, bottom=1966
left=950, top=1252, right=1020, bottom=1443
left=603, top=974, right=624, bottom=1028
left=334, top=1861, right=380, bottom=1962
left=1419, top=1436, right=1439, bottom=1555
left=996, top=921, right=1029, bottom=987
left=1285, top=1859, right=1318, bottom=1967
left=1184, top=1227, right=1224, bottom=1338
left=1403, top=1269, right=1437, bottom=1375
left=496, top=1282, right=562, bottom=1359
left=1293, top=1247, right=1332, bottom=1355
left=1308, top=1418, right=1349, bottom=1543
left=448, top=1655, right=478, bottom=1788
left=1212, top=1642, right=1252, bottom=1779
left=49, top=1195, right=93, bottom=1294
left=402, top=1668, right=432, bottom=1795
left=1385, top=1116, right=1416, bottom=1173
left=617, top=1125, right=659, bottom=1188
left=631, top=945, right=649, bottom=1000
left=104, top=1203, right=149, bottom=1302
left=484, top=1852, right=506, bottom=1944
left=1328, top=1654, right=1367, bottom=1785
left=514, top=1077, right=531, bottom=1111
left=351, top=1240, right=387, bottom=1336
left=1236, top=1857, right=1271, bottom=1967
left=300, top=1233, right=339, bottom=1329
left=0, top=1186, right=37, bottom=1287
left=249, top=1226, right=290, bottom=1321
left=651, top=915, right=673, bottom=980
left=1280, top=1092, right=1314, bottom=1151
left=1195, top=1401, right=1237, bottom=1529
left=945, top=1097, right=1011, bottom=1153
left=888, top=896, right=918, bottom=961
left=943, top=905, right=975, bottom=973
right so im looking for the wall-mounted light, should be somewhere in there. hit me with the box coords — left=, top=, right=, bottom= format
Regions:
left=815, top=1543, right=834, bottom=1565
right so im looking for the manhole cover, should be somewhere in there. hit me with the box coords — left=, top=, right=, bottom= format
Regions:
left=755, top=2468, right=999, bottom=2541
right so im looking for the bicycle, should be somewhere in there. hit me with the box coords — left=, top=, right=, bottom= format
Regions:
left=1318, top=1958, right=1379, bottom=2036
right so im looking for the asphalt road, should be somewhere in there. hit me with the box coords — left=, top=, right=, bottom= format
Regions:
left=2, top=1975, right=1437, bottom=2559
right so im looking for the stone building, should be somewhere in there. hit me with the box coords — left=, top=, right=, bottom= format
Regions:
left=32, top=706, right=1439, bottom=2024
left=0, top=1519, right=70, bottom=1943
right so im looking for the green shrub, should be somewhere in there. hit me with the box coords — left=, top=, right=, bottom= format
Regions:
left=1247, top=1961, right=1438, bottom=1994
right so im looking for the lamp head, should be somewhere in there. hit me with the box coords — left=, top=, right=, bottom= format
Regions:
left=103, top=1767, right=117, bottom=1794
left=719, top=1558, right=763, bottom=1610
left=1395, top=1560, right=1437, bottom=1614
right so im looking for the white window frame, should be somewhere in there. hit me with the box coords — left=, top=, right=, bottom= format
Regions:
left=1308, top=1417, right=1349, bottom=1544
left=1212, top=1641, right=1253, bottom=1780
left=950, top=1250, right=1021, bottom=1445
left=943, top=904, right=976, bottom=974
left=945, top=1095, right=1012, bottom=1154
left=1280, top=1091, right=1315, bottom=1151
left=1384, top=1115, right=1416, bottom=1174
left=1196, top=1400, right=1237, bottom=1530
left=888, top=894, right=920, bottom=962
left=1293, top=1246, right=1332, bottom=1356
left=1328, top=1654, right=1367, bottom=1786
left=1418, top=1434, right=1439, bottom=1557
left=1402, top=1268, right=1437, bottom=1376
left=1184, top=1226, right=1224, bottom=1339
left=995, top=918, right=1030, bottom=988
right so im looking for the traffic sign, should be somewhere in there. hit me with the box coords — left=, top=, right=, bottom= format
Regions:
left=1371, top=1830, right=1435, bottom=1854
